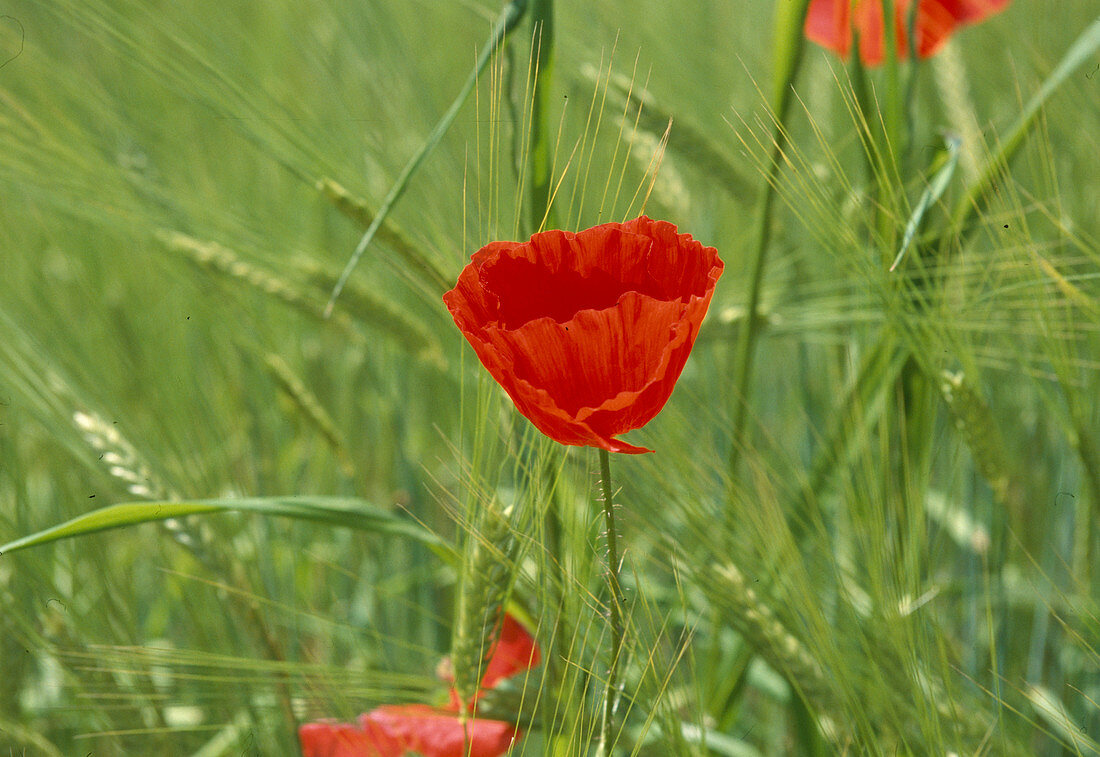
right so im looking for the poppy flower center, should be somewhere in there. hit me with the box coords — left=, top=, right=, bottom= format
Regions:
left=487, top=258, right=646, bottom=330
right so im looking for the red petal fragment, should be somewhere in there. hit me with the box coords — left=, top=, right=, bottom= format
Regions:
left=480, top=614, right=541, bottom=691
left=299, top=719, right=403, bottom=757
left=366, top=705, right=517, bottom=757
left=478, top=226, right=656, bottom=330
left=448, top=614, right=542, bottom=712
left=805, top=0, right=1010, bottom=65
left=805, top=0, right=856, bottom=58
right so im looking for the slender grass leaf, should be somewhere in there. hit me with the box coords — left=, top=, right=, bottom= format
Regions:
left=890, top=134, right=960, bottom=271
left=726, top=0, right=809, bottom=483
left=527, top=0, right=555, bottom=230
left=325, top=0, right=530, bottom=314
left=1026, top=685, right=1100, bottom=754
left=315, top=177, right=450, bottom=292
left=951, top=14, right=1100, bottom=230
left=0, top=496, right=450, bottom=558
left=772, top=0, right=811, bottom=114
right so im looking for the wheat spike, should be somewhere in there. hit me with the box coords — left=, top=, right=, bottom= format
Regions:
left=157, top=230, right=360, bottom=335
left=939, top=370, right=1012, bottom=506
left=72, top=409, right=213, bottom=558
left=450, top=503, right=518, bottom=709
left=315, top=177, right=450, bottom=292
left=262, top=354, right=355, bottom=477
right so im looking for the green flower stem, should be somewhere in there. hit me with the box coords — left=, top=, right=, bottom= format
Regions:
left=881, top=0, right=903, bottom=163
left=726, top=0, right=809, bottom=484
left=596, top=447, right=624, bottom=757
left=527, top=0, right=555, bottom=231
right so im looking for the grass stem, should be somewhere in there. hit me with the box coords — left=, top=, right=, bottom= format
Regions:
left=596, top=447, right=624, bottom=757
left=527, top=0, right=554, bottom=231
left=726, top=0, right=808, bottom=487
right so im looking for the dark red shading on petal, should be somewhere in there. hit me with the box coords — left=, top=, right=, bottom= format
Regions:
left=444, top=216, right=723, bottom=454
left=805, top=0, right=1010, bottom=66
left=366, top=705, right=517, bottom=757
left=298, top=718, right=403, bottom=757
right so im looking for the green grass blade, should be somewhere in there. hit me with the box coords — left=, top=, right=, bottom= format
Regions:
left=726, top=0, right=810, bottom=484
left=325, top=0, right=530, bottom=314
left=0, top=496, right=448, bottom=556
left=890, top=134, right=960, bottom=271
left=950, top=14, right=1100, bottom=231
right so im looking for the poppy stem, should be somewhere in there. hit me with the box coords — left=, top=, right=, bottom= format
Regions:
left=596, top=448, right=624, bottom=757
left=527, top=0, right=555, bottom=232
left=726, top=0, right=808, bottom=486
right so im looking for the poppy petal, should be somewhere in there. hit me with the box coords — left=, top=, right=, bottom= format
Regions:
left=472, top=225, right=663, bottom=330
left=303, top=616, right=538, bottom=757
left=298, top=718, right=404, bottom=757
left=482, top=293, right=691, bottom=447
left=914, top=0, right=1010, bottom=58
left=365, top=705, right=518, bottom=757
left=805, top=0, right=855, bottom=59
left=805, top=0, right=1009, bottom=65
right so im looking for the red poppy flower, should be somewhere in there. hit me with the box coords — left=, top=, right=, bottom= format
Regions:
left=804, top=0, right=1010, bottom=66
left=299, top=614, right=540, bottom=757
left=443, top=216, right=723, bottom=454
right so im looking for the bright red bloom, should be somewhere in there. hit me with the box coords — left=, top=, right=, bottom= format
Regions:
left=444, top=216, right=723, bottom=454
left=804, top=0, right=1010, bottom=66
left=299, top=614, right=540, bottom=757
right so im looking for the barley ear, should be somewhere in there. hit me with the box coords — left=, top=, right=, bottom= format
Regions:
left=939, top=370, right=1013, bottom=507
left=450, top=503, right=518, bottom=708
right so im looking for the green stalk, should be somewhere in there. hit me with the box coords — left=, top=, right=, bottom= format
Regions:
left=527, top=0, right=554, bottom=231
left=727, top=0, right=809, bottom=481
left=325, top=0, right=530, bottom=316
left=880, top=0, right=902, bottom=161
left=902, top=0, right=920, bottom=147
left=596, top=448, right=624, bottom=757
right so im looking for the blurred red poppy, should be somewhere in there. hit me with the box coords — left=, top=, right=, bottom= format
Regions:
left=804, top=0, right=1010, bottom=66
left=444, top=216, right=723, bottom=454
left=299, top=614, right=540, bottom=757
left=298, top=716, right=403, bottom=757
